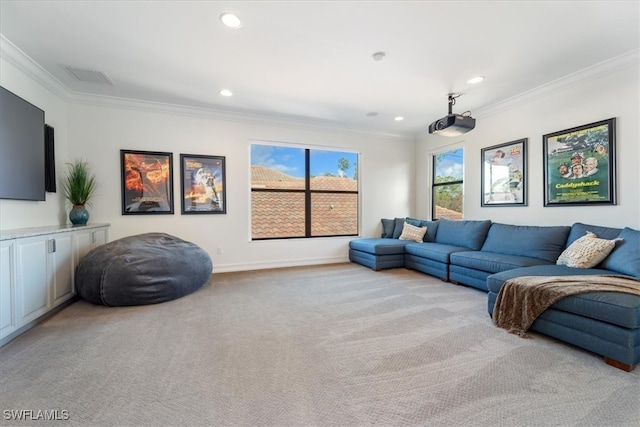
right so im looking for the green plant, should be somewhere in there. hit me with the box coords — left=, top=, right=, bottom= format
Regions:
left=61, top=160, right=96, bottom=206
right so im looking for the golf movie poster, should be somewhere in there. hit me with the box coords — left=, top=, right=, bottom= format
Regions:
left=544, top=119, right=615, bottom=205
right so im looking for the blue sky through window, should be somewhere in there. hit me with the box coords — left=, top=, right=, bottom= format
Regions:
left=435, top=148, right=464, bottom=180
left=251, top=145, right=358, bottom=179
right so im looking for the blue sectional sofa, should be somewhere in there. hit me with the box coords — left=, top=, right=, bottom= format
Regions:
left=348, top=218, right=640, bottom=371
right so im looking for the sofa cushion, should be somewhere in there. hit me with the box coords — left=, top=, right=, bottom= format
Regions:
left=486, top=265, right=640, bottom=329
left=406, top=218, right=439, bottom=242
left=392, top=217, right=406, bottom=239
left=434, top=219, right=491, bottom=250
left=349, top=250, right=406, bottom=270
left=566, top=222, right=622, bottom=247
left=557, top=231, right=622, bottom=268
left=481, top=223, right=570, bottom=262
left=450, top=251, right=552, bottom=274
left=600, top=227, right=640, bottom=278
left=349, top=238, right=409, bottom=255
left=404, top=242, right=472, bottom=264
left=398, top=222, right=427, bottom=243
left=486, top=265, right=616, bottom=293
left=380, top=218, right=395, bottom=238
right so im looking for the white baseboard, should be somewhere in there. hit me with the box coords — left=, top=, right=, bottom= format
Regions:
left=212, top=256, right=349, bottom=274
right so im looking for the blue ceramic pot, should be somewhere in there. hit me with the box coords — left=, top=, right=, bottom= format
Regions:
left=69, top=205, right=89, bottom=226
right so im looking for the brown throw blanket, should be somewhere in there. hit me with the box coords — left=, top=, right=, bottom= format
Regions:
left=493, top=275, right=640, bottom=337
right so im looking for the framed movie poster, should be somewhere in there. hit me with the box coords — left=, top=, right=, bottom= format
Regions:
left=121, top=150, right=174, bottom=214
left=481, top=138, right=527, bottom=207
left=180, top=154, right=226, bottom=214
left=543, top=118, right=616, bottom=206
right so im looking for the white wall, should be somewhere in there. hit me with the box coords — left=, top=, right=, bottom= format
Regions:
left=416, top=58, right=640, bottom=229
left=5, top=37, right=637, bottom=273
left=0, top=46, right=70, bottom=229
left=1, top=38, right=416, bottom=273
left=66, top=102, right=415, bottom=272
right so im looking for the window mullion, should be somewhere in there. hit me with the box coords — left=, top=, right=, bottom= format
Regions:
left=305, top=149, right=311, bottom=237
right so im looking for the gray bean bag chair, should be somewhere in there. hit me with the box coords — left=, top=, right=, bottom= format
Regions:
left=76, top=232, right=212, bottom=306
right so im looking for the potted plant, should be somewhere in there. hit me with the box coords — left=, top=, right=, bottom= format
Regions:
left=61, top=159, right=97, bottom=226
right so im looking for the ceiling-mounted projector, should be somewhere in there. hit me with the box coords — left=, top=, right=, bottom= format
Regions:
left=428, top=93, right=476, bottom=137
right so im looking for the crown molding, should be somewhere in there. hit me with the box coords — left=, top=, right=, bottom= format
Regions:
left=66, top=91, right=412, bottom=141
left=0, top=35, right=70, bottom=98
left=474, top=49, right=639, bottom=119
left=1, top=35, right=410, bottom=141
left=3, top=34, right=636, bottom=142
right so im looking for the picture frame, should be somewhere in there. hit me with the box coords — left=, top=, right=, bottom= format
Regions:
left=120, top=149, right=174, bottom=214
left=180, top=154, right=226, bottom=214
left=543, top=118, right=616, bottom=206
left=481, top=138, right=527, bottom=207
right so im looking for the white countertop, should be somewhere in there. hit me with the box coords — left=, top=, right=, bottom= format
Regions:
left=0, top=223, right=110, bottom=241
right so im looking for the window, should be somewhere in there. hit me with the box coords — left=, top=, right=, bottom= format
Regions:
left=251, top=144, right=358, bottom=240
left=432, top=147, right=464, bottom=219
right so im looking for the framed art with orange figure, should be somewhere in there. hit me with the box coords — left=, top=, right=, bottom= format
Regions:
left=121, top=149, right=174, bottom=214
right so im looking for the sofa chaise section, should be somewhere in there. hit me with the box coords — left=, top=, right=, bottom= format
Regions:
left=349, top=217, right=439, bottom=271
left=348, top=238, right=410, bottom=270
left=486, top=224, right=640, bottom=371
left=486, top=265, right=640, bottom=371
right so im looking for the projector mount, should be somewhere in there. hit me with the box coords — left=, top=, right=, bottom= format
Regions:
left=446, top=93, right=472, bottom=116
left=428, top=93, right=476, bottom=136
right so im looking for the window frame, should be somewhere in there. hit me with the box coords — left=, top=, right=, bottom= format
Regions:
left=251, top=142, right=359, bottom=240
left=431, top=146, right=464, bottom=220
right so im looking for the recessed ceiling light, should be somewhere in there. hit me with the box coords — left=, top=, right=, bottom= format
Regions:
left=371, top=51, right=386, bottom=61
left=220, top=12, right=242, bottom=29
left=467, top=76, right=484, bottom=84
left=395, top=116, right=404, bottom=121
left=366, top=112, right=378, bottom=117
left=220, top=89, right=233, bottom=97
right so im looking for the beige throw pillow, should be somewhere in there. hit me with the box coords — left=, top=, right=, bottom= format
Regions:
left=556, top=231, right=622, bottom=268
left=398, top=222, right=427, bottom=243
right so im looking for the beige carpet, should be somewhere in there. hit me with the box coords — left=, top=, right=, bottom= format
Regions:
left=1, top=263, right=638, bottom=426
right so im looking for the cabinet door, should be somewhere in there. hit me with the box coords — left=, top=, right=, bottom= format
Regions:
left=50, top=232, right=74, bottom=307
left=75, top=230, right=93, bottom=264
left=75, top=227, right=109, bottom=264
left=0, top=240, right=17, bottom=340
left=16, top=236, right=50, bottom=326
left=92, top=227, right=108, bottom=246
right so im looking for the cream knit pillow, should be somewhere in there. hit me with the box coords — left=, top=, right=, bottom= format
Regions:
left=556, top=231, right=622, bottom=268
left=398, top=221, right=427, bottom=243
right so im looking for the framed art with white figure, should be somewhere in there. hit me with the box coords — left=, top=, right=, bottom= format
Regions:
left=481, top=138, right=527, bottom=207
left=180, top=154, right=226, bottom=214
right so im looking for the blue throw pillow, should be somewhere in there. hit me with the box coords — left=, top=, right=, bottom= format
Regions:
left=600, top=227, right=640, bottom=278
left=381, top=218, right=395, bottom=238
left=392, top=217, right=406, bottom=239
left=406, top=217, right=439, bottom=242
left=566, top=222, right=622, bottom=247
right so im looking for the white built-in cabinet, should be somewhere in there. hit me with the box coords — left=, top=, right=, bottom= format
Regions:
left=0, top=239, right=17, bottom=340
left=0, top=224, right=110, bottom=345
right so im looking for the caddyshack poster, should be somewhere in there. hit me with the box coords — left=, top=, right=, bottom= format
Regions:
left=543, top=118, right=616, bottom=206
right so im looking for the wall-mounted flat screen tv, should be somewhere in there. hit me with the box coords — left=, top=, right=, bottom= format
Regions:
left=0, top=85, right=46, bottom=201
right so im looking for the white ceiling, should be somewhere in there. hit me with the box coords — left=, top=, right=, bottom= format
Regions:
left=1, top=1, right=638, bottom=138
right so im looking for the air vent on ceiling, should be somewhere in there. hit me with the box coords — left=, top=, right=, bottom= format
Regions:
left=62, top=65, right=114, bottom=85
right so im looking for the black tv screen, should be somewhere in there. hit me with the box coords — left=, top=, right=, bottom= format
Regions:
left=0, top=86, right=46, bottom=201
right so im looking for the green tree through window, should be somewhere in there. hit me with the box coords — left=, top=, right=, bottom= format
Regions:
left=432, top=148, right=464, bottom=219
